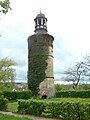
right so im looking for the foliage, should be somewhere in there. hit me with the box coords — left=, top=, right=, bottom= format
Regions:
left=55, top=84, right=90, bottom=91
left=18, top=99, right=90, bottom=120
left=18, top=99, right=45, bottom=116
left=0, top=113, right=32, bottom=120
left=7, top=101, right=18, bottom=112
left=2, top=91, right=32, bottom=101
left=45, top=101, right=90, bottom=120
left=55, top=90, right=90, bottom=98
left=0, top=57, right=16, bottom=83
left=64, top=55, right=90, bottom=89
left=55, top=84, right=90, bottom=92
left=0, top=96, right=8, bottom=110
left=0, top=82, right=15, bottom=92
left=76, top=84, right=90, bottom=90
left=28, top=46, right=48, bottom=95
left=55, top=84, right=73, bottom=91
left=8, top=98, right=90, bottom=113
left=0, top=0, right=11, bottom=14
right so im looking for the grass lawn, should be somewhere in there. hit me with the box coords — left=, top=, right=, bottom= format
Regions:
left=0, top=113, right=32, bottom=120
left=46, top=98, right=90, bottom=103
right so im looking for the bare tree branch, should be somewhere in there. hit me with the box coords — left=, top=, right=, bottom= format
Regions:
left=64, top=54, right=90, bottom=89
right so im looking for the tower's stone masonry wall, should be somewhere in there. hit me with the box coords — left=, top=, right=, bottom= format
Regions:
left=28, top=34, right=53, bottom=48
left=28, top=33, right=55, bottom=98
left=39, top=78, right=55, bottom=98
left=46, top=55, right=53, bottom=77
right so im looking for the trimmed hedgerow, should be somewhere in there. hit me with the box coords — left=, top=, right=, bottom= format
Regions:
left=0, top=96, right=8, bottom=110
left=18, top=99, right=45, bottom=116
left=2, top=91, right=32, bottom=101
left=18, top=99, right=90, bottom=120
left=55, top=90, right=90, bottom=98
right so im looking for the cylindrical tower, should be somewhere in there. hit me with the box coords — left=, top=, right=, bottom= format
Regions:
left=28, top=12, right=55, bottom=98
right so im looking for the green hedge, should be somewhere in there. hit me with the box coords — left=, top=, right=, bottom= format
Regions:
left=18, top=99, right=45, bottom=116
left=55, top=90, right=90, bottom=98
left=2, top=91, right=32, bottom=101
left=0, top=96, right=8, bottom=110
left=18, top=99, right=90, bottom=120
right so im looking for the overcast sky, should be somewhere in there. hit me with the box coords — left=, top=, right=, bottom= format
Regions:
left=0, top=0, right=90, bottom=83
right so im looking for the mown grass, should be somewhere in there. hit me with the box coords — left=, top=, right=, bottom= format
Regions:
left=0, top=113, right=32, bottom=120
left=46, top=98, right=90, bottom=103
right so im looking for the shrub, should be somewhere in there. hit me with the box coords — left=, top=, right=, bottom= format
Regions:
left=45, top=101, right=90, bottom=120
left=55, top=84, right=90, bottom=91
left=55, top=84, right=72, bottom=91
left=17, top=99, right=90, bottom=120
left=18, top=99, right=45, bottom=116
left=55, top=90, right=90, bottom=98
left=2, top=91, right=32, bottom=101
left=0, top=96, right=8, bottom=110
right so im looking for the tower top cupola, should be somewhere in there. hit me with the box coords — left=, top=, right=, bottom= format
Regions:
left=34, top=12, right=47, bottom=34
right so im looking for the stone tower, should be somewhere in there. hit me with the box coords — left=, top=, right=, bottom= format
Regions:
left=28, top=12, right=55, bottom=98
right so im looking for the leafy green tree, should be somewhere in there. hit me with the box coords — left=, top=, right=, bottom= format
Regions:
left=28, top=46, right=48, bottom=95
left=0, top=0, right=11, bottom=36
left=0, top=82, right=14, bottom=91
left=0, top=57, right=16, bottom=83
left=0, top=0, right=11, bottom=14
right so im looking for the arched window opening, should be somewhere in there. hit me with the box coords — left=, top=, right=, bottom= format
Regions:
left=35, top=20, right=37, bottom=26
left=43, top=19, right=45, bottom=25
left=38, top=19, right=41, bottom=25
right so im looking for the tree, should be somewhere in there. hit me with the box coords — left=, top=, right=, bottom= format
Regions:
left=0, top=0, right=11, bottom=14
left=83, top=55, right=90, bottom=77
left=64, top=55, right=90, bottom=89
left=0, top=0, right=11, bottom=36
left=0, top=57, right=16, bottom=83
left=28, top=46, right=48, bottom=95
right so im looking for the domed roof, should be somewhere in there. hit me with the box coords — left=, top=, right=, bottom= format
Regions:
left=36, top=13, right=45, bottom=18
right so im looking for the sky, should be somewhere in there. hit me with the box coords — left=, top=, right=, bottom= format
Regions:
left=0, top=0, right=90, bottom=84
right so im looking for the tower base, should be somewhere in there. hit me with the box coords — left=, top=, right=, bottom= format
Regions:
left=39, top=78, right=55, bottom=98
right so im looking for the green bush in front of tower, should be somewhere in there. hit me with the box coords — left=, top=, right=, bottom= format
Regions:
left=28, top=46, right=48, bottom=95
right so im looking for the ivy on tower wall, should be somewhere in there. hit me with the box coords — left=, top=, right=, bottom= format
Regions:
left=28, top=45, right=48, bottom=95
